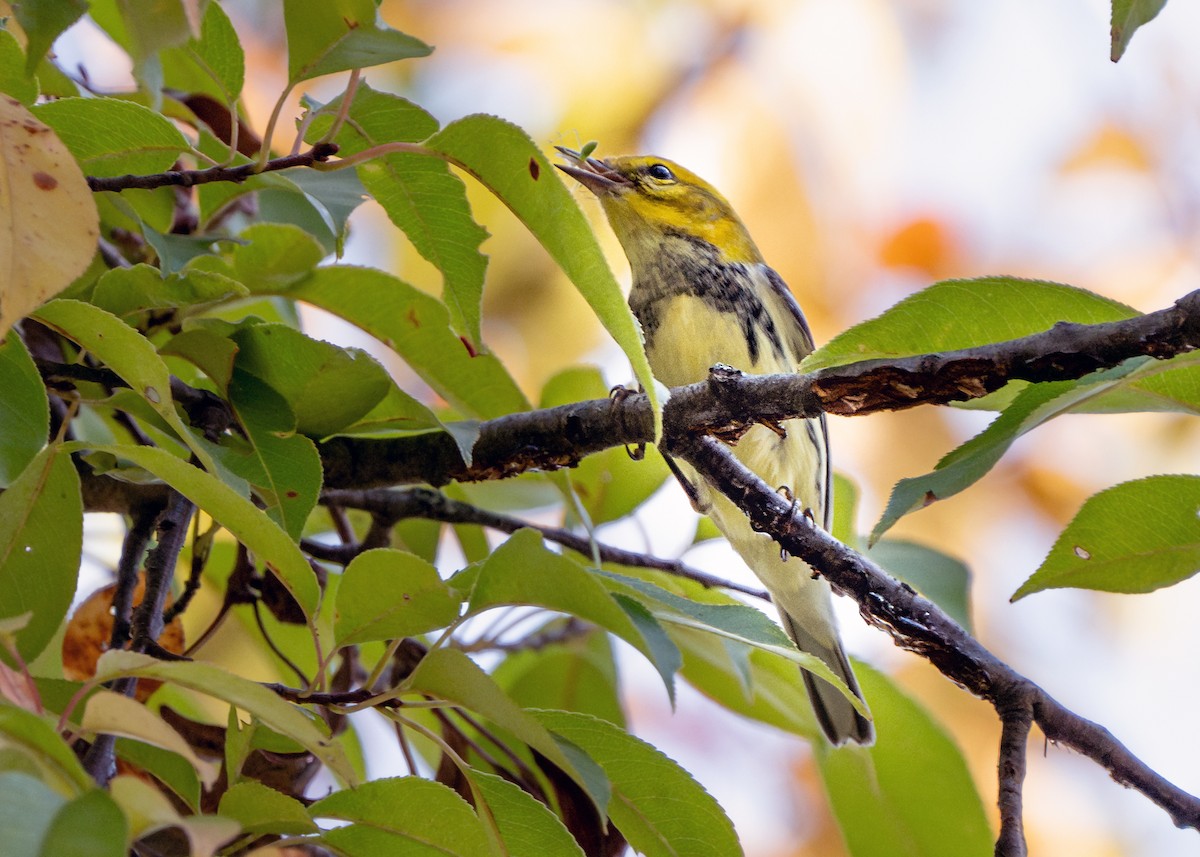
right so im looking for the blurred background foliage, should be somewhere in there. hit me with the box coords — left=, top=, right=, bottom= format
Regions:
left=52, top=1, right=1200, bottom=854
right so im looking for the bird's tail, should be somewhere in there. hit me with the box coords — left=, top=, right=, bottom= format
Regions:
left=780, top=611, right=874, bottom=745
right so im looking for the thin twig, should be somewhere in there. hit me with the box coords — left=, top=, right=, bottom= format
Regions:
left=130, top=492, right=194, bottom=652
left=996, top=694, right=1033, bottom=857
left=253, top=601, right=311, bottom=687
left=319, top=486, right=769, bottom=599
left=86, top=143, right=339, bottom=193
left=108, top=506, right=163, bottom=651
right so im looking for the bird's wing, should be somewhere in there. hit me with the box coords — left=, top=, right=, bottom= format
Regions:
left=760, top=265, right=832, bottom=531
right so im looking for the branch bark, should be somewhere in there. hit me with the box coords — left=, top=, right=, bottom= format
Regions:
left=317, top=288, right=1200, bottom=490
left=670, top=433, right=1200, bottom=834
left=85, top=143, right=339, bottom=193
left=317, top=486, right=769, bottom=598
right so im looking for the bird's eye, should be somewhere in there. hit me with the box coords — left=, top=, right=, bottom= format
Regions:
left=646, top=163, right=674, bottom=182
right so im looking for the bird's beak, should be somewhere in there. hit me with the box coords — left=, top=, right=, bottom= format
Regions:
left=555, top=146, right=630, bottom=196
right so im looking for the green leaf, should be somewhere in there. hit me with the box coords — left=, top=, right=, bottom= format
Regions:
left=0, top=705, right=92, bottom=795
left=470, top=769, right=587, bottom=857
left=33, top=97, right=190, bottom=178
left=672, top=626, right=816, bottom=738
left=93, top=182, right=174, bottom=237
left=0, top=445, right=81, bottom=665
left=871, top=361, right=1148, bottom=542
left=281, top=166, right=369, bottom=255
left=282, top=0, right=432, bottom=85
left=90, top=264, right=247, bottom=319
left=819, top=664, right=991, bottom=857
left=31, top=299, right=217, bottom=472
left=313, top=777, right=496, bottom=857
left=113, top=739, right=201, bottom=810
left=0, top=772, right=64, bottom=857
left=1064, top=352, right=1200, bottom=416
left=333, top=548, right=462, bottom=647
left=866, top=539, right=973, bottom=632
left=62, top=442, right=320, bottom=620
left=223, top=372, right=322, bottom=540
left=308, top=84, right=488, bottom=345
left=804, top=277, right=1137, bottom=373
left=159, top=328, right=239, bottom=393
left=494, top=627, right=624, bottom=726
left=231, top=323, right=392, bottom=438
left=1014, top=475, right=1200, bottom=599
left=92, top=650, right=355, bottom=785
left=404, top=648, right=606, bottom=814
left=0, top=31, right=38, bottom=104
left=281, top=265, right=529, bottom=419
left=465, top=530, right=680, bottom=699
left=108, top=0, right=198, bottom=65
left=218, top=781, right=317, bottom=836
left=256, top=186, right=339, bottom=254
left=600, top=571, right=850, bottom=686
left=1111, top=0, right=1168, bottom=61
left=533, top=710, right=742, bottom=857
left=0, top=334, right=49, bottom=487
left=829, top=471, right=860, bottom=547
left=160, top=2, right=245, bottom=102
left=336, top=382, right=443, bottom=437
left=424, top=115, right=657, bottom=427
left=108, top=773, right=189, bottom=842
left=229, top=222, right=326, bottom=290
left=13, top=0, right=88, bottom=77
left=39, top=787, right=127, bottom=857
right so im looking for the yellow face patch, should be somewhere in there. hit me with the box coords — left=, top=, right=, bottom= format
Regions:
left=597, top=157, right=762, bottom=266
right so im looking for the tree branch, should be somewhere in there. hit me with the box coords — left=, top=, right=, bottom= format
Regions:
left=131, top=491, right=194, bottom=654
left=317, top=289, right=1200, bottom=490
left=995, top=692, right=1033, bottom=857
left=316, top=486, right=769, bottom=599
left=669, top=433, right=1200, bottom=834
left=85, top=143, right=339, bottom=193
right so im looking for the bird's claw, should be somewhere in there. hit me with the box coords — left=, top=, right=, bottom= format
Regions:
left=609, top=384, right=646, bottom=459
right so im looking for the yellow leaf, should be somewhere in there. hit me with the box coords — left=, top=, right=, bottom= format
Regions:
left=81, top=690, right=220, bottom=788
left=0, top=95, right=98, bottom=338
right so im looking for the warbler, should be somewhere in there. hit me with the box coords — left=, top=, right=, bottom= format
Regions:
left=557, top=148, right=872, bottom=745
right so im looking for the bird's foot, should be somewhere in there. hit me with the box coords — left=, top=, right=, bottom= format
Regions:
left=610, top=383, right=646, bottom=460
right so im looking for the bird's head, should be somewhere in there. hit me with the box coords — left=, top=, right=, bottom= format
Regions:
left=556, top=147, right=762, bottom=267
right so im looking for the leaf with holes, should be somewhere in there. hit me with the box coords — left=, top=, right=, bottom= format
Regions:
left=1014, top=475, right=1200, bottom=599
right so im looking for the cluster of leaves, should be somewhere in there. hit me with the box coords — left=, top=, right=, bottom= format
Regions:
left=0, top=1, right=1191, bottom=856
